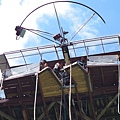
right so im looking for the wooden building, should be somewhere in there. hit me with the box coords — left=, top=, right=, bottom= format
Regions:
left=0, top=34, right=120, bottom=119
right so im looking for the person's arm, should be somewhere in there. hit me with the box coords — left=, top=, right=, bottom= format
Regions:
left=44, top=63, right=48, bottom=68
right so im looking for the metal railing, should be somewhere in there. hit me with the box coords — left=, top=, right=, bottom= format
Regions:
left=3, top=34, right=120, bottom=67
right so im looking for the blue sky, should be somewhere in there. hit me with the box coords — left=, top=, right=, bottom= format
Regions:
left=0, top=0, right=119, bottom=54
left=0, top=0, right=120, bottom=66
left=80, top=0, right=120, bottom=34
left=0, top=0, right=120, bottom=98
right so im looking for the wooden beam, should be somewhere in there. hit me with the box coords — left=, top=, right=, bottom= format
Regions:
left=38, top=77, right=50, bottom=120
left=22, top=104, right=29, bottom=120
left=92, top=86, right=117, bottom=96
left=97, top=93, right=118, bottom=120
left=72, top=98, right=78, bottom=119
left=76, top=110, right=93, bottom=120
left=86, top=74, right=97, bottom=120
left=53, top=105, right=59, bottom=120
left=37, top=102, right=56, bottom=120
left=0, top=110, right=16, bottom=120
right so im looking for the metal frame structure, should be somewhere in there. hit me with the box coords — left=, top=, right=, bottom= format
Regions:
left=0, top=0, right=120, bottom=119
left=2, top=34, right=120, bottom=68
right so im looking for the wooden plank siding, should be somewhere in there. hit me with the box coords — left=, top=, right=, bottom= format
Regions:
left=38, top=67, right=62, bottom=97
left=64, top=62, right=91, bottom=93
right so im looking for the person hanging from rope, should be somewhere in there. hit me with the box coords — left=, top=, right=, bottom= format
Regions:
left=53, top=62, right=63, bottom=79
left=53, top=62, right=70, bottom=86
left=78, top=56, right=88, bottom=69
left=39, top=60, right=48, bottom=71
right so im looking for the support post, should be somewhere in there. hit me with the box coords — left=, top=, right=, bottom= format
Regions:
left=0, top=111, right=16, bottom=120
left=97, top=93, right=118, bottom=120
left=86, top=74, right=97, bottom=120
left=22, top=104, right=29, bottom=120
left=74, top=85, right=84, bottom=120
left=38, top=102, right=56, bottom=120
left=61, top=45, right=70, bottom=65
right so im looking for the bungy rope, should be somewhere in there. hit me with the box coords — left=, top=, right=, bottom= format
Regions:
left=118, top=57, right=120, bottom=114
left=34, top=72, right=39, bottom=120
left=69, top=64, right=72, bottom=120
left=59, top=85, right=63, bottom=120
left=0, top=72, right=4, bottom=94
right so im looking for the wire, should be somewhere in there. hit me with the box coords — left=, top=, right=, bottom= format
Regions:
left=28, top=29, right=60, bottom=45
left=34, top=72, right=39, bottom=120
left=69, top=64, right=72, bottom=120
left=70, top=13, right=95, bottom=41
left=20, top=1, right=106, bottom=27
left=25, top=28, right=53, bottom=36
left=104, top=22, right=113, bottom=36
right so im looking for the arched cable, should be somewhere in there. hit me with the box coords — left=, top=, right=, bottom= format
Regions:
left=20, top=1, right=105, bottom=27
left=53, top=3, right=63, bottom=37
left=70, top=13, right=95, bottom=41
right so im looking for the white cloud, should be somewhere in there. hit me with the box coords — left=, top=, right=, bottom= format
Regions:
left=0, top=0, right=30, bottom=53
left=0, top=0, right=51, bottom=54
left=0, top=0, right=104, bottom=66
